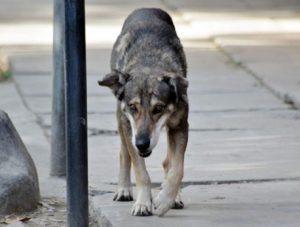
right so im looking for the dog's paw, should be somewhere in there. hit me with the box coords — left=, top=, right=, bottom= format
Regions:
left=153, top=192, right=174, bottom=216
left=131, top=186, right=152, bottom=216
left=171, top=193, right=184, bottom=209
left=113, top=187, right=133, bottom=201
left=171, top=200, right=184, bottom=209
left=131, top=202, right=152, bottom=216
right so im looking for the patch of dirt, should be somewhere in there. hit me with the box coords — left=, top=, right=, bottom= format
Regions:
left=0, top=198, right=67, bottom=227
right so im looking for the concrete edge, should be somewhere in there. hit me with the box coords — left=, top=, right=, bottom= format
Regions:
left=89, top=197, right=113, bottom=227
left=0, top=50, right=12, bottom=82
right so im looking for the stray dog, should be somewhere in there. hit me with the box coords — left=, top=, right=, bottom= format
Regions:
left=98, top=8, right=188, bottom=216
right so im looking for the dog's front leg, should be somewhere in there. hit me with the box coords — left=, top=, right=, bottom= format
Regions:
left=119, top=113, right=152, bottom=216
left=130, top=151, right=152, bottom=216
left=114, top=143, right=133, bottom=201
left=154, top=124, right=188, bottom=216
left=114, top=117, right=133, bottom=201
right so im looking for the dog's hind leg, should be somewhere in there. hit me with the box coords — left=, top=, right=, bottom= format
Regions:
left=163, top=152, right=184, bottom=209
left=113, top=118, right=133, bottom=201
left=154, top=121, right=188, bottom=216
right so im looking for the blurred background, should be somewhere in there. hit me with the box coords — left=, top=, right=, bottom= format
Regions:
left=0, top=0, right=300, bottom=226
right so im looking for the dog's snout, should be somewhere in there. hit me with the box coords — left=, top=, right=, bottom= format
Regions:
left=135, top=136, right=150, bottom=152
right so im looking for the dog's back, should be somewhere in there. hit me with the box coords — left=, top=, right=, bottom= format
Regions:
left=122, top=8, right=175, bottom=31
left=111, top=8, right=187, bottom=77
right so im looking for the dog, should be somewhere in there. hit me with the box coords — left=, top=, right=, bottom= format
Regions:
left=98, top=8, right=189, bottom=217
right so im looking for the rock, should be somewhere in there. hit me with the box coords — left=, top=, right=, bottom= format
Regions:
left=0, top=110, right=40, bottom=215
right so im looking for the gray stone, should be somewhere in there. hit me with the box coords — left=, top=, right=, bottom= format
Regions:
left=0, top=110, right=40, bottom=215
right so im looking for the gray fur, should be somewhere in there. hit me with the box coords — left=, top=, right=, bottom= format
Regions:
left=111, top=8, right=187, bottom=77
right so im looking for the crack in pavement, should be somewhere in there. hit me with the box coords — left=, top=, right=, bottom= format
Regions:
left=89, top=128, right=118, bottom=136
left=12, top=75, right=51, bottom=142
left=33, top=107, right=291, bottom=116
left=212, top=39, right=299, bottom=110
left=108, top=177, right=300, bottom=189
left=89, top=189, right=114, bottom=197
left=87, top=127, right=253, bottom=137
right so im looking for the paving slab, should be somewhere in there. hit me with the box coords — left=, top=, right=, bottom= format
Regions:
left=24, top=96, right=116, bottom=114
left=88, top=124, right=300, bottom=185
left=10, top=49, right=111, bottom=76
left=92, top=180, right=300, bottom=227
left=215, top=34, right=300, bottom=108
left=163, top=0, right=300, bottom=14
left=14, top=75, right=111, bottom=97
left=162, top=0, right=300, bottom=42
left=40, top=113, right=118, bottom=133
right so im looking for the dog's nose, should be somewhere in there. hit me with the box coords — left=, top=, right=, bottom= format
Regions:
left=135, top=137, right=150, bottom=152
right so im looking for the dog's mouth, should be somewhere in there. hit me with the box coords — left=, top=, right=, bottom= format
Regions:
left=138, top=150, right=152, bottom=158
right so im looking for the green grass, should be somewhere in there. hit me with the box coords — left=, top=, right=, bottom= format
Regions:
left=0, top=54, right=11, bottom=82
left=0, top=70, right=12, bottom=81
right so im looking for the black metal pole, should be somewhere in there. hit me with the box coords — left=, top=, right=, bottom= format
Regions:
left=51, top=0, right=66, bottom=177
left=64, top=0, right=88, bottom=226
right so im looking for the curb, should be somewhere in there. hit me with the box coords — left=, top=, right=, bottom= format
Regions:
left=89, top=198, right=113, bottom=227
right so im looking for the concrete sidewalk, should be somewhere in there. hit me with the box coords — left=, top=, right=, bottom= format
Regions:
left=1, top=0, right=300, bottom=226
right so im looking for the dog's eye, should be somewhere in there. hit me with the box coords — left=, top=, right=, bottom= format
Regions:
left=153, top=104, right=165, bottom=114
left=129, top=104, right=137, bottom=113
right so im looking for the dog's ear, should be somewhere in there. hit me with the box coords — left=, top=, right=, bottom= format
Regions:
left=163, top=75, right=189, bottom=104
left=98, top=70, right=130, bottom=100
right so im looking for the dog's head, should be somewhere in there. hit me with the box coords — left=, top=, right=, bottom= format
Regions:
left=98, top=69, right=188, bottom=158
